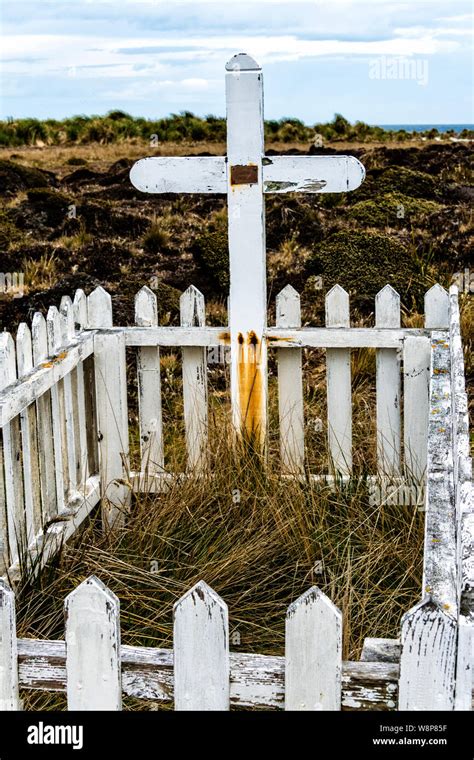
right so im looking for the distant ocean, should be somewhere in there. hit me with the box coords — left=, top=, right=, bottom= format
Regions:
left=379, top=124, right=473, bottom=133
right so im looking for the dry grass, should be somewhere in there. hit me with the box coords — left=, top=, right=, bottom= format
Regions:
left=21, top=252, right=59, bottom=293
left=14, top=359, right=425, bottom=710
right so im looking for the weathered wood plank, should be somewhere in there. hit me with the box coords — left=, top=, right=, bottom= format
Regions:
left=130, top=156, right=227, bottom=193
left=47, top=306, right=70, bottom=507
left=59, top=298, right=79, bottom=494
left=276, top=285, right=304, bottom=474
left=173, top=580, right=229, bottom=710
left=0, top=430, right=6, bottom=574
left=403, top=335, right=430, bottom=481
left=398, top=598, right=457, bottom=710
left=16, top=324, right=42, bottom=546
left=69, top=293, right=89, bottom=488
left=455, top=617, right=473, bottom=710
left=425, top=284, right=449, bottom=329
left=16, top=638, right=399, bottom=710
left=130, top=155, right=365, bottom=194
left=0, top=333, right=24, bottom=566
left=325, top=285, right=352, bottom=476
left=285, top=587, right=342, bottom=710
left=423, top=332, right=457, bottom=615
left=375, top=285, right=401, bottom=475
left=65, top=575, right=121, bottom=710
left=31, top=313, right=57, bottom=522
left=0, top=580, right=20, bottom=709
left=135, top=286, right=164, bottom=484
left=88, top=287, right=130, bottom=532
left=180, top=286, right=208, bottom=472
left=99, top=325, right=431, bottom=349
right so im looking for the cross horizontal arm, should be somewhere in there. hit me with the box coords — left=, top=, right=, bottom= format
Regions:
left=130, top=155, right=365, bottom=194
left=263, top=155, right=365, bottom=193
left=130, top=156, right=226, bottom=193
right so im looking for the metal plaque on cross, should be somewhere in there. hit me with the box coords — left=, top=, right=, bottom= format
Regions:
left=130, top=52, right=365, bottom=452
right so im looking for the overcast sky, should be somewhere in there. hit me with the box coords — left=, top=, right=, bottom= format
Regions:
left=1, top=0, right=473, bottom=124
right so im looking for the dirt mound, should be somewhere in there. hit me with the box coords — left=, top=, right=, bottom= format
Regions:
left=0, top=159, right=55, bottom=195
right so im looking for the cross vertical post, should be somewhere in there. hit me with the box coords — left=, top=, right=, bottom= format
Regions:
left=225, top=54, right=267, bottom=452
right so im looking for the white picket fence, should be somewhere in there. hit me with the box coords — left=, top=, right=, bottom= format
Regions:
left=0, top=574, right=471, bottom=711
left=0, top=280, right=472, bottom=710
left=0, top=280, right=457, bottom=572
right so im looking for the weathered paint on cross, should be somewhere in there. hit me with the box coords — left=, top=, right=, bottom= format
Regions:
left=130, top=53, right=365, bottom=449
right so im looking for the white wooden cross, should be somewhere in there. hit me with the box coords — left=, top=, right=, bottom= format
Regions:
left=130, top=53, right=365, bottom=452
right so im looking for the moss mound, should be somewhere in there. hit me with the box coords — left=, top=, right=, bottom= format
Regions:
left=378, top=166, right=439, bottom=199
left=349, top=192, right=442, bottom=228
left=349, top=166, right=440, bottom=204
left=26, top=188, right=74, bottom=226
left=307, top=230, right=422, bottom=306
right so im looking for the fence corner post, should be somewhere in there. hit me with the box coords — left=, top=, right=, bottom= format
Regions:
left=88, top=287, right=130, bottom=532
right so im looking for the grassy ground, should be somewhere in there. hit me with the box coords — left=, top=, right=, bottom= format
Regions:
left=0, top=136, right=472, bottom=709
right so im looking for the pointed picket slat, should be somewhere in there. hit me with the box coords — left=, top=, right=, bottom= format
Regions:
left=375, top=285, right=401, bottom=475
left=398, top=598, right=457, bottom=710
left=47, top=306, right=69, bottom=507
left=65, top=575, right=121, bottom=710
left=424, top=284, right=449, bottom=329
left=16, top=323, right=42, bottom=545
left=135, top=286, right=164, bottom=482
left=180, top=286, right=208, bottom=472
left=88, top=289, right=129, bottom=530
left=71, top=297, right=89, bottom=489
left=276, top=285, right=304, bottom=475
left=0, top=580, right=20, bottom=710
left=59, top=297, right=79, bottom=493
left=173, top=580, right=229, bottom=710
left=73, top=289, right=88, bottom=331
left=87, top=286, right=113, bottom=328
left=285, top=587, right=342, bottom=710
left=31, top=312, right=58, bottom=523
left=325, top=285, right=352, bottom=476
left=75, top=289, right=98, bottom=479
left=0, top=333, right=24, bottom=566
left=403, top=336, right=430, bottom=481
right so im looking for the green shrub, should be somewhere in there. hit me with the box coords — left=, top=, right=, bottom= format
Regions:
left=306, top=230, right=423, bottom=307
